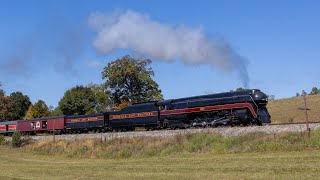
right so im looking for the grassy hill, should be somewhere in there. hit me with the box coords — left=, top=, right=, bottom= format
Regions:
left=267, top=94, right=320, bottom=124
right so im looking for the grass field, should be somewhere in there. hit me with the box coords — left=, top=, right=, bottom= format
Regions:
left=2, top=131, right=320, bottom=179
left=1, top=146, right=320, bottom=179
left=267, top=94, right=320, bottom=124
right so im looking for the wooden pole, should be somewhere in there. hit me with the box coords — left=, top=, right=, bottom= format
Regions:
left=302, top=90, right=310, bottom=138
left=53, top=119, right=55, bottom=142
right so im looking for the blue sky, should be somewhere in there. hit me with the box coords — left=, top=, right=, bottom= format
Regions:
left=0, top=0, right=319, bottom=107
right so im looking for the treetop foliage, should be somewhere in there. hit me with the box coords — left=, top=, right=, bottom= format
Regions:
left=0, top=91, right=13, bottom=122
left=10, top=92, right=31, bottom=120
left=102, top=55, right=163, bottom=107
left=114, top=101, right=131, bottom=111
left=236, top=87, right=245, bottom=91
left=0, top=82, right=4, bottom=97
left=87, top=83, right=113, bottom=112
left=24, top=100, right=50, bottom=120
left=59, top=85, right=97, bottom=116
left=310, top=87, right=320, bottom=95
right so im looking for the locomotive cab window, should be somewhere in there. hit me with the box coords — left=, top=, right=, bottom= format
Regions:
left=31, top=122, right=35, bottom=129
left=159, top=105, right=166, bottom=111
left=42, top=121, right=47, bottom=129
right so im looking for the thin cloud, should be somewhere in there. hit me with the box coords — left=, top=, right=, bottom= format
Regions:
left=0, top=37, right=36, bottom=78
left=86, top=60, right=102, bottom=68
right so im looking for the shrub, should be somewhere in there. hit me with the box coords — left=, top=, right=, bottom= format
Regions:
left=12, top=131, right=22, bottom=147
left=0, top=135, right=5, bottom=145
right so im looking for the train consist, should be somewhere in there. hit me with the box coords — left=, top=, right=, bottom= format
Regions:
left=0, top=89, right=271, bottom=135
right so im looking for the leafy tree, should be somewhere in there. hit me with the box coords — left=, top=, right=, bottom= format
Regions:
left=302, top=90, right=307, bottom=96
left=49, top=105, right=54, bottom=112
left=24, top=100, right=50, bottom=120
left=235, top=87, right=245, bottom=91
left=114, top=101, right=131, bottom=111
left=0, top=92, right=13, bottom=122
left=59, top=85, right=96, bottom=115
left=50, top=106, right=64, bottom=116
left=0, top=84, right=13, bottom=122
left=102, top=55, right=163, bottom=106
left=310, top=87, right=319, bottom=95
left=87, top=83, right=113, bottom=112
left=296, top=92, right=300, bottom=97
left=10, top=92, right=31, bottom=120
left=0, top=82, right=4, bottom=96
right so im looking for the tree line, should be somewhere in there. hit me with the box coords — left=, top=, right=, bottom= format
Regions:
left=296, top=87, right=320, bottom=97
left=0, top=55, right=163, bottom=122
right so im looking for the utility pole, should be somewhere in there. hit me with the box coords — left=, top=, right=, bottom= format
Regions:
left=53, top=119, right=56, bottom=142
left=302, top=90, right=310, bottom=138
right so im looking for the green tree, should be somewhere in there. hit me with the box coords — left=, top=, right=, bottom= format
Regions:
left=102, top=55, right=163, bottom=106
left=0, top=82, right=4, bottom=96
left=50, top=106, right=64, bottom=116
left=0, top=91, right=13, bottom=122
left=24, top=100, right=50, bottom=120
left=59, top=85, right=96, bottom=115
left=302, top=90, right=307, bottom=96
left=310, top=87, right=319, bottom=95
left=114, top=101, right=131, bottom=111
left=87, top=83, right=112, bottom=112
left=10, top=92, right=31, bottom=120
left=236, top=87, right=245, bottom=91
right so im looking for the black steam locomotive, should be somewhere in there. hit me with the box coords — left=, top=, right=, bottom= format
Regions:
left=0, top=89, right=271, bottom=135
left=109, top=89, right=271, bottom=130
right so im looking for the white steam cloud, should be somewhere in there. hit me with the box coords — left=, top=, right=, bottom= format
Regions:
left=88, top=10, right=249, bottom=87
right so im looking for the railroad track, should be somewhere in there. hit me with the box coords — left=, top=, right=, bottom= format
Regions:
left=269, top=121, right=320, bottom=125
left=5, top=122, right=320, bottom=142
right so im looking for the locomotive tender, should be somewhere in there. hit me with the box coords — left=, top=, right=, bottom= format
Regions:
left=0, top=89, right=271, bottom=135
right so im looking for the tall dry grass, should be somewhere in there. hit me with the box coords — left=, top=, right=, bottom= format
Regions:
left=24, top=130, right=320, bottom=159
left=268, top=94, right=320, bottom=124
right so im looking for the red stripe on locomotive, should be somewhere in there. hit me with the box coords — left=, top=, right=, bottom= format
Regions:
left=110, top=102, right=257, bottom=120
left=161, top=102, right=257, bottom=118
left=110, top=112, right=158, bottom=120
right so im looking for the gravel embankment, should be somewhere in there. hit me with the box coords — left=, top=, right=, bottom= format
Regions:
left=14, top=123, right=319, bottom=141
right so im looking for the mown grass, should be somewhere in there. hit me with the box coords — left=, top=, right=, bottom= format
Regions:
left=268, top=94, right=320, bottom=124
left=1, top=144, right=320, bottom=179
left=2, top=131, right=320, bottom=179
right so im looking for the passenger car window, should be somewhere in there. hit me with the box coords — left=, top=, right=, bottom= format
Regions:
left=42, top=121, right=47, bottom=129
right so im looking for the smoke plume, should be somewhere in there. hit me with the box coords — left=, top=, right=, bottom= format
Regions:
left=88, top=10, right=249, bottom=87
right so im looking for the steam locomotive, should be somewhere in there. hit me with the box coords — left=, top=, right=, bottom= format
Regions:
left=0, top=89, right=271, bottom=135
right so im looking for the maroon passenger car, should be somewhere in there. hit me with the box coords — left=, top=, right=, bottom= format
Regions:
left=17, top=116, right=66, bottom=134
